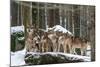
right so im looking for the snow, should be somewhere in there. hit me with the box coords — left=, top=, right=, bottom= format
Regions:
left=11, top=26, right=24, bottom=34
left=56, top=52, right=91, bottom=61
left=45, top=52, right=91, bottom=61
left=11, top=48, right=26, bottom=66
left=11, top=25, right=72, bottom=35
left=47, top=25, right=73, bottom=35
left=18, top=37, right=25, bottom=40
left=26, top=52, right=91, bottom=62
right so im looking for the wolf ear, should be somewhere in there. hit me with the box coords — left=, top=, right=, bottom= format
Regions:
left=27, top=29, right=30, bottom=32
left=43, top=32, right=48, bottom=36
left=82, top=38, right=88, bottom=43
left=66, top=32, right=68, bottom=34
left=71, top=36, right=74, bottom=40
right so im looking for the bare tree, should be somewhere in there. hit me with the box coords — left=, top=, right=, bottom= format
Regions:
left=72, top=6, right=75, bottom=35
left=64, top=9, right=67, bottom=29
left=30, top=2, right=32, bottom=26
left=45, top=3, right=48, bottom=30
left=59, top=5, right=62, bottom=26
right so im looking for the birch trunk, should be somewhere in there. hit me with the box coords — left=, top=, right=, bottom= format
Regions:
left=45, top=3, right=48, bottom=30
left=59, top=5, right=62, bottom=26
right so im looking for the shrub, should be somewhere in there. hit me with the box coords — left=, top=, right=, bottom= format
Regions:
left=11, top=31, right=25, bottom=52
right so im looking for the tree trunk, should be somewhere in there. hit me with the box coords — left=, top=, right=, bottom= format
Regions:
left=72, top=6, right=74, bottom=35
left=45, top=3, right=48, bottom=30
left=30, top=2, right=32, bottom=26
left=21, top=2, right=23, bottom=26
left=59, top=5, right=62, bottom=26
left=17, top=1, right=19, bottom=26
left=64, top=9, right=67, bottom=29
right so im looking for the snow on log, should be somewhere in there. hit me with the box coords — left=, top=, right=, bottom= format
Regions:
left=24, top=52, right=91, bottom=65
left=26, top=52, right=91, bottom=62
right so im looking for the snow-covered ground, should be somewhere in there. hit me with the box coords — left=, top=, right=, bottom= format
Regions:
left=11, top=26, right=24, bottom=34
left=11, top=48, right=26, bottom=66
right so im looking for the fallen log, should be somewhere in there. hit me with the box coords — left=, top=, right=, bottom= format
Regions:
left=25, top=52, right=91, bottom=65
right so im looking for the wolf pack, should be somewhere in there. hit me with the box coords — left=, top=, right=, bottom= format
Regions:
left=25, top=27, right=91, bottom=56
